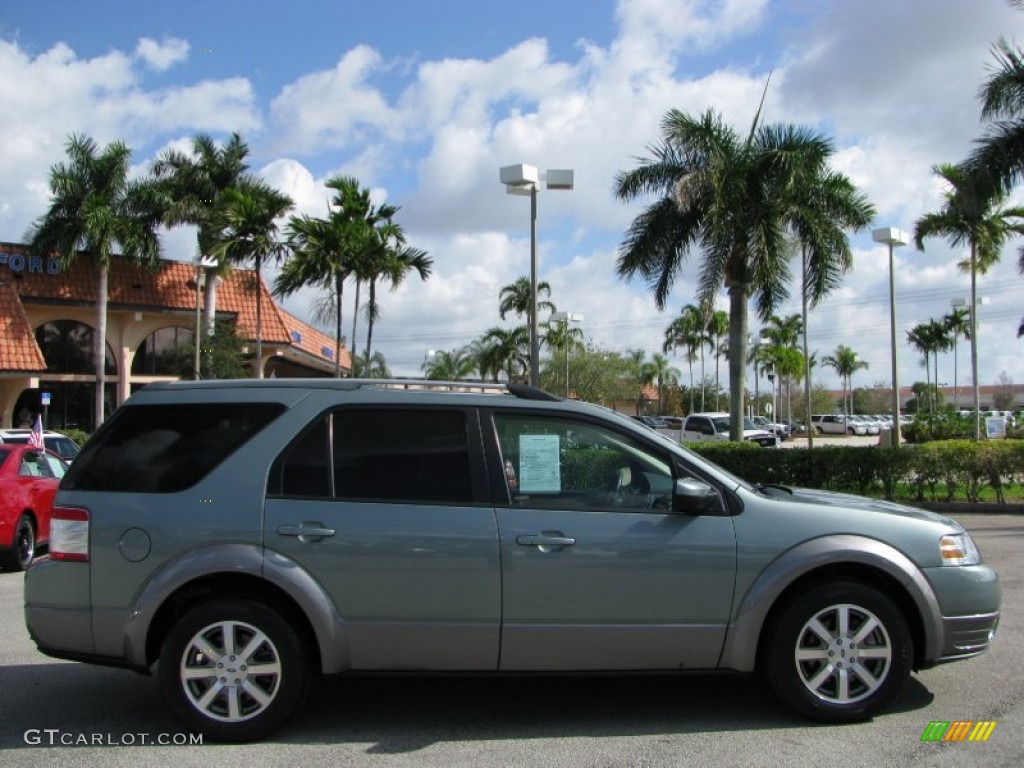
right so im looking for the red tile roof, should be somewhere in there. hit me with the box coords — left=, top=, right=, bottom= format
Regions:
left=0, top=242, right=348, bottom=373
left=0, top=281, right=47, bottom=372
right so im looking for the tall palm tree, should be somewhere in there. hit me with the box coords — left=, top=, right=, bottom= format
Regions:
left=943, top=306, right=971, bottom=410
left=352, top=350, right=391, bottom=378
left=422, top=347, right=478, bottom=380
left=615, top=107, right=862, bottom=440
left=26, top=134, right=164, bottom=429
left=542, top=318, right=585, bottom=395
left=153, top=133, right=251, bottom=332
left=207, top=178, right=294, bottom=378
left=764, top=313, right=805, bottom=421
left=905, top=322, right=950, bottom=414
left=663, top=305, right=705, bottom=413
left=914, top=162, right=1024, bottom=436
left=787, top=170, right=875, bottom=448
left=362, top=222, right=432, bottom=366
left=822, top=344, right=868, bottom=420
left=707, top=308, right=729, bottom=408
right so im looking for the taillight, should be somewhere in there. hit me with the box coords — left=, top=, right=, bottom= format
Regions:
left=50, top=507, right=90, bottom=562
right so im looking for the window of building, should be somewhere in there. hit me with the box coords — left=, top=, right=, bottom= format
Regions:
left=132, top=326, right=195, bottom=376
left=35, top=320, right=116, bottom=375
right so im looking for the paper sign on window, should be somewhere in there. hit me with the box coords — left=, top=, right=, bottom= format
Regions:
left=518, top=434, right=561, bottom=492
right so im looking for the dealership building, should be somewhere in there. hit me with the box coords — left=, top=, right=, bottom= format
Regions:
left=0, top=242, right=350, bottom=430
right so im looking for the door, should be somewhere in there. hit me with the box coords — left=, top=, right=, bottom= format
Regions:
left=489, top=412, right=737, bottom=671
left=264, top=407, right=501, bottom=671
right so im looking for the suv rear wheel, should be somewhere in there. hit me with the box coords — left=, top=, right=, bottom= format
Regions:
left=158, top=598, right=310, bottom=742
left=764, top=581, right=912, bottom=722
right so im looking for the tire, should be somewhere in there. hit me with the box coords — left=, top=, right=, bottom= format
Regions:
left=158, top=598, right=311, bottom=742
left=0, top=514, right=36, bottom=572
left=764, top=581, right=912, bottom=723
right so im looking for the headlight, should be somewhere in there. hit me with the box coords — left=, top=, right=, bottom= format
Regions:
left=939, top=533, right=981, bottom=566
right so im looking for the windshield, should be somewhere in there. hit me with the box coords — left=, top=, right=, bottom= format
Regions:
left=711, top=417, right=730, bottom=433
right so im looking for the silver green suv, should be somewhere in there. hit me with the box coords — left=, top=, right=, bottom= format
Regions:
left=24, top=380, right=1000, bottom=742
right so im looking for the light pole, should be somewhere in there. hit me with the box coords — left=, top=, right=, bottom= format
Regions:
left=500, top=164, right=574, bottom=388
left=873, top=227, right=909, bottom=447
left=551, top=311, right=583, bottom=397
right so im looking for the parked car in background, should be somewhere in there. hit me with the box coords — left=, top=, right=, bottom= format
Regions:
left=751, top=415, right=791, bottom=441
left=682, top=412, right=780, bottom=447
left=0, top=429, right=81, bottom=462
left=811, top=414, right=867, bottom=436
left=23, top=379, right=999, bottom=741
left=849, top=415, right=880, bottom=435
left=0, top=444, right=66, bottom=571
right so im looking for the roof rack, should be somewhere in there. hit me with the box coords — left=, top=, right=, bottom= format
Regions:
left=350, top=378, right=562, bottom=401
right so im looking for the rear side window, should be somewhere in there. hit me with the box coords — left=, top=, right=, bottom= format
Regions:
left=62, top=403, right=285, bottom=492
left=268, top=408, right=473, bottom=504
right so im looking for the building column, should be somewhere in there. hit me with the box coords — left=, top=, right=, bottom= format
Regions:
left=118, top=345, right=132, bottom=406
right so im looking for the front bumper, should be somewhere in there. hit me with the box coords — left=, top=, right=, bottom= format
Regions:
left=935, top=611, right=1000, bottom=663
left=923, top=563, right=1001, bottom=665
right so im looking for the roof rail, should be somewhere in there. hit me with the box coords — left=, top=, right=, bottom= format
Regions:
left=351, top=378, right=563, bottom=401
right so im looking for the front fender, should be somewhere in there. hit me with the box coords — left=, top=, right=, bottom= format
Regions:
left=719, top=534, right=943, bottom=672
left=119, top=543, right=347, bottom=673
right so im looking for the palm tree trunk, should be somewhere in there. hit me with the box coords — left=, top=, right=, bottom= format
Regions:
left=727, top=285, right=748, bottom=441
left=699, top=346, right=706, bottom=411
left=802, top=246, right=814, bottom=448
left=94, top=264, right=108, bottom=431
left=952, top=331, right=958, bottom=410
left=365, top=278, right=377, bottom=372
left=970, top=243, right=980, bottom=439
left=334, top=272, right=344, bottom=377
left=255, top=256, right=264, bottom=379
left=351, top=280, right=361, bottom=372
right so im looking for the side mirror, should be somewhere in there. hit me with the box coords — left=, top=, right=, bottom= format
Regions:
left=672, top=477, right=723, bottom=515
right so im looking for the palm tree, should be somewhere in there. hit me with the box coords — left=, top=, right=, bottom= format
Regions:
left=787, top=169, right=875, bottom=448
left=153, top=133, right=251, bottom=333
left=542, top=318, right=585, bottom=395
left=914, top=162, right=1024, bottom=436
left=615, top=107, right=862, bottom=440
left=707, top=309, right=729, bottom=408
left=764, top=313, right=805, bottom=421
left=207, top=178, right=294, bottom=378
left=423, top=348, right=478, bottom=380
left=362, top=223, right=432, bottom=366
left=663, top=304, right=706, bottom=412
left=905, top=322, right=950, bottom=414
left=26, top=134, right=164, bottom=429
left=943, top=306, right=971, bottom=410
left=499, top=276, right=556, bottom=322
left=353, top=350, right=391, bottom=378
left=642, top=353, right=680, bottom=415
left=276, top=212, right=352, bottom=376
left=480, top=326, right=530, bottom=381
left=822, top=344, right=869, bottom=420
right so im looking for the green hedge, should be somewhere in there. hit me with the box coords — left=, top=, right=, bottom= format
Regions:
left=685, top=440, right=1024, bottom=503
left=55, top=428, right=90, bottom=448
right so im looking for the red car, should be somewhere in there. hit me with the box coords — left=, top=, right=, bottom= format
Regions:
left=0, top=444, right=67, bottom=571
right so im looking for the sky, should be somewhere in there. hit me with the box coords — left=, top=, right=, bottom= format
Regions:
left=1, top=0, right=1023, bottom=396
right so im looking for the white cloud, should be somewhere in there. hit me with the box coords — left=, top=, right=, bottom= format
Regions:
left=134, top=37, right=189, bottom=72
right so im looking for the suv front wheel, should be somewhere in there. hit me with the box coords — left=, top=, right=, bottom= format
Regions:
left=764, top=581, right=912, bottom=722
left=158, top=598, right=310, bottom=742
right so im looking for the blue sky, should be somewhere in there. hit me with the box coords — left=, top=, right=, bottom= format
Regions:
left=2, top=0, right=1023, bottom=392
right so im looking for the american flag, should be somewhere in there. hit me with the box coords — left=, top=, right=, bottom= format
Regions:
left=29, top=414, right=44, bottom=449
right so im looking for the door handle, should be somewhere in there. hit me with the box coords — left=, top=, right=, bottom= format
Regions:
left=516, top=533, right=576, bottom=551
left=277, top=523, right=336, bottom=542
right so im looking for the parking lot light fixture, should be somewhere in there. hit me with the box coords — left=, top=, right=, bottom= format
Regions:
left=500, top=164, right=575, bottom=387
left=872, top=227, right=909, bottom=447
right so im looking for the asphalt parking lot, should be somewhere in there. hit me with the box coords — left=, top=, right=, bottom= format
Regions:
left=0, top=512, right=1020, bottom=768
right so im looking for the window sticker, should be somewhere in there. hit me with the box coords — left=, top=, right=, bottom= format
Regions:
left=518, top=434, right=561, bottom=492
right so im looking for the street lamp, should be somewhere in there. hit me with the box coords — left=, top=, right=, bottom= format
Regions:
left=500, top=163, right=574, bottom=388
left=872, top=227, right=909, bottom=447
left=551, top=311, right=583, bottom=397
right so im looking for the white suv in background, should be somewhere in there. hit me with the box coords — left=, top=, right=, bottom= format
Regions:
left=682, top=413, right=780, bottom=447
left=811, top=415, right=867, bottom=436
